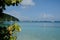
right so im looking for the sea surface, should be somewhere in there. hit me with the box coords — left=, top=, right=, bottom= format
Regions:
left=17, top=22, right=60, bottom=40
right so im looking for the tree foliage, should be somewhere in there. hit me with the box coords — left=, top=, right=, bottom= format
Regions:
left=0, top=22, right=21, bottom=40
left=0, top=0, right=22, bottom=10
left=0, top=0, right=22, bottom=40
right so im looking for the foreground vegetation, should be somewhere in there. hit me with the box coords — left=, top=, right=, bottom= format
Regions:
left=0, top=0, right=23, bottom=40
left=0, top=22, right=21, bottom=40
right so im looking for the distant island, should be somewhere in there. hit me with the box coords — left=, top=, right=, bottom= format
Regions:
left=19, top=21, right=60, bottom=23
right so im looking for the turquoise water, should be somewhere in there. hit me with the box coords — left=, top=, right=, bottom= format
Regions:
left=17, top=23, right=60, bottom=40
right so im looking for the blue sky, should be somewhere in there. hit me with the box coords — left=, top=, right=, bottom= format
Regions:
left=4, top=0, right=60, bottom=21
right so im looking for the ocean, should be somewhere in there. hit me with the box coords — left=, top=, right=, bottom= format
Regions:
left=17, top=22, right=60, bottom=40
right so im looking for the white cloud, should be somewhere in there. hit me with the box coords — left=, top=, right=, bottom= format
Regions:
left=37, top=13, right=55, bottom=21
left=21, top=0, right=35, bottom=8
left=42, top=13, right=54, bottom=19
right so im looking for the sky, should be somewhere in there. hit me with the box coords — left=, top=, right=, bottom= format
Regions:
left=4, top=0, right=60, bottom=21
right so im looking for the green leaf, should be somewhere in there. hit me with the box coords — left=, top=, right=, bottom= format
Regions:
left=9, top=36, right=14, bottom=40
left=4, top=0, right=23, bottom=6
left=11, top=0, right=16, bottom=4
left=4, top=0, right=11, bottom=5
left=13, top=23, right=21, bottom=32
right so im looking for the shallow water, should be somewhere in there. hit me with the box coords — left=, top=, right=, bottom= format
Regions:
left=17, top=22, right=60, bottom=40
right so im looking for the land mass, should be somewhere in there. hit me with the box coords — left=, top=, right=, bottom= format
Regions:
left=19, top=21, right=60, bottom=23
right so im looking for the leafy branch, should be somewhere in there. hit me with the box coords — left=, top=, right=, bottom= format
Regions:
left=0, top=0, right=22, bottom=10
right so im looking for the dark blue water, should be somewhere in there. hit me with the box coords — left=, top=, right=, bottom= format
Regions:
left=17, top=23, right=60, bottom=40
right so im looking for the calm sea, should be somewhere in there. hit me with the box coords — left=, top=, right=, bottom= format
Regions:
left=17, top=22, right=60, bottom=40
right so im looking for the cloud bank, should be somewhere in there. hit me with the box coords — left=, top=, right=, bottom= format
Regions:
left=21, top=0, right=35, bottom=8
left=37, top=13, right=55, bottom=21
left=4, top=11, right=55, bottom=21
